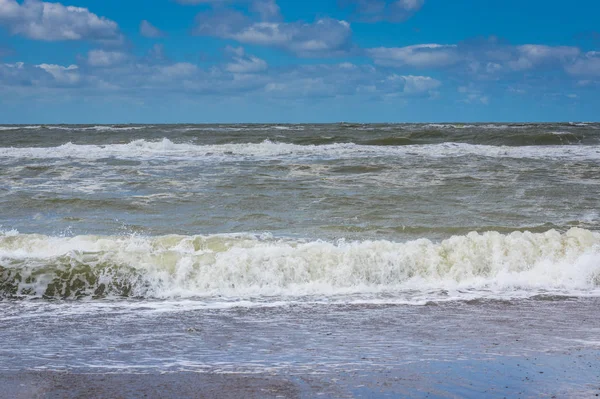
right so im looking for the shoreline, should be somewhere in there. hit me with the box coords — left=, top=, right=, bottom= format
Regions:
left=3, top=350, right=599, bottom=399
left=2, top=299, right=600, bottom=398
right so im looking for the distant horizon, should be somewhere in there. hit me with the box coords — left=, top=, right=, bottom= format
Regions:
left=1, top=121, right=599, bottom=126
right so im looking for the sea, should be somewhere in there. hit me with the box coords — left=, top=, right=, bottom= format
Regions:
left=1, top=123, right=599, bottom=397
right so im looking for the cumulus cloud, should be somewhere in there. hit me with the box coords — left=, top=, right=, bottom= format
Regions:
left=140, top=20, right=165, bottom=38
left=36, top=63, right=80, bottom=84
left=176, top=0, right=281, bottom=20
left=340, top=0, right=424, bottom=22
left=158, top=63, right=199, bottom=79
left=368, top=44, right=460, bottom=68
left=368, top=41, right=587, bottom=80
left=195, top=12, right=353, bottom=57
left=391, top=74, right=441, bottom=94
left=1, top=55, right=443, bottom=103
left=189, top=0, right=351, bottom=57
left=0, top=0, right=121, bottom=42
left=249, top=0, right=280, bottom=21
left=458, top=85, right=489, bottom=105
left=0, top=61, right=81, bottom=88
left=255, top=63, right=440, bottom=99
left=566, top=51, right=600, bottom=77
left=194, top=9, right=249, bottom=37
left=508, top=45, right=579, bottom=70
left=224, top=47, right=268, bottom=73
left=0, top=62, right=41, bottom=87
left=87, top=50, right=128, bottom=67
left=147, top=44, right=167, bottom=61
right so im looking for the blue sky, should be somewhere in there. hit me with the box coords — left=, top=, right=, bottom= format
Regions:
left=0, top=0, right=599, bottom=123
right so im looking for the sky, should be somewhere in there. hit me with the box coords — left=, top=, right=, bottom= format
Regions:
left=0, top=0, right=599, bottom=123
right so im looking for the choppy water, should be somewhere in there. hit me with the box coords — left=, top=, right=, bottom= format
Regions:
left=2, top=122, right=600, bottom=380
left=1, top=123, right=600, bottom=303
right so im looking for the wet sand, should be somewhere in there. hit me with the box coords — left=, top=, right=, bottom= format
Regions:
left=2, top=351, right=599, bottom=399
left=1, top=298, right=600, bottom=398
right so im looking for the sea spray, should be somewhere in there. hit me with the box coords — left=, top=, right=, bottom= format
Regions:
left=1, top=228, right=599, bottom=299
left=1, top=139, right=600, bottom=161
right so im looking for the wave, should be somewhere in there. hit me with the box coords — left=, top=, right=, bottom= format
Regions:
left=422, top=123, right=592, bottom=130
left=0, top=125, right=42, bottom=131
left=0, top=125, right=149, bottom=132
left=1, top=138, right=600, bottom=161
left=421, top=123, right=534, bottom=130
left=362, top=131, right=587, bottom=146
left=1, top=228, right=599, bottom=300
left=45, top=125, right=149, bottom=132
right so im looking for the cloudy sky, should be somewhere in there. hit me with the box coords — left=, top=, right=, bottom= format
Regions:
left=1, top=0, right=599, bottom=123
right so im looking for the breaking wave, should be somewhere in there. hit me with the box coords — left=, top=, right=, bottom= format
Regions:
left=1, top=228, right=599, bottom=300
left=0, top=125, right=148, bottom=132
left=0, top=125, right=42, bottom=131
left=1, top=138, right=600, bottom=161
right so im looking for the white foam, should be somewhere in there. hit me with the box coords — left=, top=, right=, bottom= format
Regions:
left=424, top=124, right=541, bottom=130
left=424, top=124, right=482, bottom=129
left=47, top=125, right=149, bottom=132
left=0, top=138, right=599, bottom=162
left=175, top=125, right=305, bottom=133
left=273, top=125, right=305, bottom=131
left=1, top=228, right=599, bottom=300
left=0, top=125, right=42, bottom=131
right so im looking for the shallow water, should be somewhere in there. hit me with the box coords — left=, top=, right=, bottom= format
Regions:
left=1, top=298, right=599, bottom=373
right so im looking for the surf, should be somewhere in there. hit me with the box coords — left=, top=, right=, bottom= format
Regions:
left=1, top=228, right=599, bottom=300
left=1, top=138, right=600, bottom=161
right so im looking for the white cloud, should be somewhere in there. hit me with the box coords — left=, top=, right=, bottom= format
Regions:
left=224, top=45, right=246, bottom=57
left=566, top=51, right=600, bottom=77
left=485, top=62, right=502, bottom=73
left=225, top=49, right=268, bottom=73
left=2, top=57, right=444, bottom=103
left=249, top=0, right=280, bottom=21
left=158, top=63, right=199, bottom=78
left=457, top=85, right=489, bottom=105
left=36, top=63, right=79, bottom=84
left=140, top=20, right=165, bottom=38
left=228, top=22, right=288, bottom=46
left=340, top=0, right=424, bottom=22
left=396, top=74, right=441, bottom=94
left=0, top=0, right=121, bottom=42
left=368, top=44, right=459, bottom=68
left=508, top=45, right=579, bottom=70
left=368, top=42, right=590, bottom=83
left=1, top=61, right=82, bottom=87
left=176, top=0, right=281, bottom=20
left=195, top=11, right=352, bottom=57
left=175, top=0, right=231, bottom=3
left=258, top=64, right=438, bottom=98
left=88, top=50, right=128, bottom=67
left=2, top=62, right=24, bottom=69
left=507, top=86, right=526, bottom=94
left=147, top=44, right=167, bottom=61
left=397, top=0, right=424, bottom=11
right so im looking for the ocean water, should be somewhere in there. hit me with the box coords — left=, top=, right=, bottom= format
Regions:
left=1, top=123, right=600, bottom=385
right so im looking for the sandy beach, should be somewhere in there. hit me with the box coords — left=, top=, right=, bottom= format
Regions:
left=1, top=298, right=599, bottom=398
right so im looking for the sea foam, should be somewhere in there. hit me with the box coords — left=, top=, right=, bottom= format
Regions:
left=1, top=138, right=599, bottom=161
left=1, top=228, right=599, bottom=300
